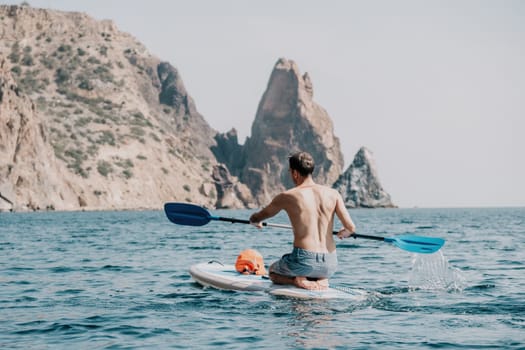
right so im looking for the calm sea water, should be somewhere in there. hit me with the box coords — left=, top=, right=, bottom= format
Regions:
left=1, top=207, right=524, bottom=349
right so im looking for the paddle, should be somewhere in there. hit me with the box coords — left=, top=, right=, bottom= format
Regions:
left=164, top=202, right=445, bottom=254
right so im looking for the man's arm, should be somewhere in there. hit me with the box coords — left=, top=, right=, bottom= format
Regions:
left=335, top=193, right=356, bottom=239
left=249, top=194, right=286, bottom=228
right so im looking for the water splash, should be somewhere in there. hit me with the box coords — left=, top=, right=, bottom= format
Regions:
left=408, top=251, right=466, bottom=292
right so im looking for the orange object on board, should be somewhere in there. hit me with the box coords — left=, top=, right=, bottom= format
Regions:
left=235, top=249, right=267, bottom=275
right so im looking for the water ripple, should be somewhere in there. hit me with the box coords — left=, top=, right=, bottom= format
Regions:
left=1, top=208, right=524, bottom=349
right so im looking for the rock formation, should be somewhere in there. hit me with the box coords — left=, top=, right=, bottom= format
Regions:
left=0, top=5, right=395, bottom=211
left=0, top=5, right=225, bottom=211
left=212, top=128, right=244, bottom=172
left=211, top=164, right=254, bottom=209
left=215, top=58, right=344, bottom=205
left=333, top=147, right=395, bottom=208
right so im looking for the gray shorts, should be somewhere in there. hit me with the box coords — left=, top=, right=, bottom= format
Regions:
left=270, top=247, right=338, bottom=279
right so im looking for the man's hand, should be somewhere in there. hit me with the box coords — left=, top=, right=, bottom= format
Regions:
left=337, top=228, right=354, bottom=240
left=250, top=221, right=263, bottom=229
left=249, top=213, right=263, bottom=229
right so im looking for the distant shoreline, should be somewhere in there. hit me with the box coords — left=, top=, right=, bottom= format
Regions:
left=1, top=205, right=523, bottom=214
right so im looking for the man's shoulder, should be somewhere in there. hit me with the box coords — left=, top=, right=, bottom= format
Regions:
left=280, top=188, right=305, bottom=201
left=286, top=184, right=338, bottom=197
left=314, top=184, right=338, bottom=194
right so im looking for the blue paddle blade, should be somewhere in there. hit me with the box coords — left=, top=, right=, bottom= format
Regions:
left=164, top=202, right=212, bottom=226
left=385, top=235, right=445, bottom=254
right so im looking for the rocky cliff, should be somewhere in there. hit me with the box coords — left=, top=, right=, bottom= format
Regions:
left=0, top=5, right=394, bottom=211
left=0, top=4, right=223, bottom=211
left=333, top=147, right=395, bottom=208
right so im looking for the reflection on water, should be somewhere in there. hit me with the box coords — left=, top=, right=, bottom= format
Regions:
left=286, top=300, right=345, bottom=349
left=282, top=295, right=378, bottom=349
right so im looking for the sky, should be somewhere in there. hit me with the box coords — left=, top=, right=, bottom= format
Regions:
left=3, top=0, right=524, bottom=208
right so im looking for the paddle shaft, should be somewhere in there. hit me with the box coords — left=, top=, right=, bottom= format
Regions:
left=215, top=216, right=293, bottom=229
left=214, top=215, right=383, bottom=240
left=163, top=203, right=445, bottom=253
left=351, top=233, right=386, bottom=241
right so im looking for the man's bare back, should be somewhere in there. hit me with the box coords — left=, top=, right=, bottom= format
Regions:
left=272, top=180, right=343, bottom=253
left=249, top=152, right=355, bottom=290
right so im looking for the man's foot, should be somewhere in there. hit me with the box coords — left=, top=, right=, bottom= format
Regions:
left=294, top=276, right=329, bottom=291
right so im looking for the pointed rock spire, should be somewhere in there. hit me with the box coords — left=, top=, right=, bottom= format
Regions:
left=238, top=58, right=344, bottom=205
left=333, top=147, right=395, bottom=208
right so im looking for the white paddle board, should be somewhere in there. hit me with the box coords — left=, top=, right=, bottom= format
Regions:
left=189, top=261, right=367, bottom=300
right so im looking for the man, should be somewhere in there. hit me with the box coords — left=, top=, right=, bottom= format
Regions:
left=249, top=151, right=356, bottom=290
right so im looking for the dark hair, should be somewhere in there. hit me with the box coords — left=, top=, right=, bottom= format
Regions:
left=288, top=152, right=315, bottom=176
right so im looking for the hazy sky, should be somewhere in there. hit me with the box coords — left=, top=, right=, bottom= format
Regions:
left=4, top=0, right=524, bottom=207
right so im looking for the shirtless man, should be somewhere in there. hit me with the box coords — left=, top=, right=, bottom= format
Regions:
left=249, top=151, right=356, bottom=290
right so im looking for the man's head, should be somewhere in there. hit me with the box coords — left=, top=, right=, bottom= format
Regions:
left=288, top=151, right=315, bottom=177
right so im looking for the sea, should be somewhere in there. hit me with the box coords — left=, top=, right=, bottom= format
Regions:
left=1, top=207, right=524, bottom=349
